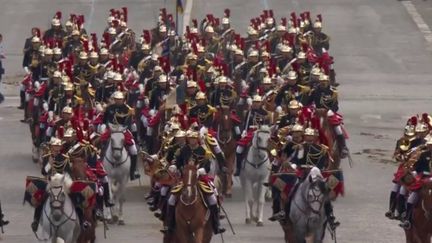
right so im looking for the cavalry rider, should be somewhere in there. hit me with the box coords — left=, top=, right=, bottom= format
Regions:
left=101, top=91, right=140, bottom=181
left=188, top=91, right=217, bottom=129
left=311, top=73, right=348, bottom=158
left=161, top=130, right=226, bottom=235
left=275, top=70, right=311, bottom=110
left=385, top=123, right=416, bottom=220
left=32, top=137, right=73, bottom=232
left=234, top=94, right=269, bottom=176
left=399, top=135, right=432, bottom=229
left=278, top=100, right=303, bottom=128
left=268, top=123, right=305, bottom=222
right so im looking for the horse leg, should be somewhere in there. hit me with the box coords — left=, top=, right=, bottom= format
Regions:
left=243, top=178, right=253, bottom=224
left=118, top=182, right=127, bottom=225
left=256, top=179, right=266, bottom=226
left=225, top=153, right=235, bottom=197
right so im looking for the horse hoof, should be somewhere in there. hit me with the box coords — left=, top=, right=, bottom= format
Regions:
left=252, top=216, right=259, bottom=222
left=245, top=218, right=252, bottom=225
left=118, top=220, right=125, bottom=225
left=112, top=215, right=118, bottom=223
left=256, top=221, right=264, bottom=227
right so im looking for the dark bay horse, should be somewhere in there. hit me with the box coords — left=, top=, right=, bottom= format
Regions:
left=215, top=106, right=237, bottom=197
left=404, top=180, right=432, bottom=243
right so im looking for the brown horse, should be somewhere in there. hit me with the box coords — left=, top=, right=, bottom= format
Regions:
left=404, top=180, right=432, bottom=243
left=215, top=106, right=237, bottom=197
left=175, top=164, right=212, bottom=243
left=316, top=109, right=343, bottom=168
left=70, top=156, right=97, bottom=243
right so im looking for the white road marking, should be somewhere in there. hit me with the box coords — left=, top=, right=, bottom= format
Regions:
left=402, top=1, right=432, bottom=50
left=360, top=114, right=382, bottom=120
left=182, top=0, right=194, bottom=33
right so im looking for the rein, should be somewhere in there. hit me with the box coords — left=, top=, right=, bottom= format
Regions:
left=245, top=129, right=270, bottom=169
left=105, top=136, right=129, bottom=168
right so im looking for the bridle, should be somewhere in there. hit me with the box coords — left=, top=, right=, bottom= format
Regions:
left=105, top=131, right=129, bottom=167
left=294, top=177, right=325, bottom=216
left=217, top=112, right=233, bottom=144
left=245, top=129, right=270, bottom=169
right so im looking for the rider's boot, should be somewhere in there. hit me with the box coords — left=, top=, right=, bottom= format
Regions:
left=385, top=191, right=398, bottom=219
left=234, top=152, right=243, bottom=177
left=31, top=205, right=43, bottom=232
left=103, top=182, right=115, bottom=207
left=129, top=154, right=140, bottom=181
left=0, top=213, right=9, bottom=227
left=399, top=202, right=414, bottom=229
left=155, top=195, right=167, bottom=220
left=268, top=196, right=284, bottom=221
left=209, top=204, right=226, bottom=234
left=397, top=194, right=407, bottom=220
left=324, top=201, right=340, bottom=230
left=95, top=195, right=104, bottom=219
left=18, top=90, right=25, bottom=109
left=160, top=205, right=175, bottom=234
left=76, top=208, right=91, bottom=230
left=336, top=134, right=349, bottom=159
left=149, top=193, right=160, bottom=212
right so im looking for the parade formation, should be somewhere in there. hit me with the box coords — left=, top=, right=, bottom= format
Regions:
left=16, top=6, right=351, bottom=243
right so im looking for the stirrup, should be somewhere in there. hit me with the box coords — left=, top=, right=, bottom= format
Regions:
left=385, top=211, right=395, bottom=219
left=399, top=220, right=411, bottom=229
left=31, top=221, right=38, bottom=232
left=268, top=211, right=285, bottom=221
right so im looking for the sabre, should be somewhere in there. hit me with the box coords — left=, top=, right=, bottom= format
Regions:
left=0, top=201, right=4, bottom=233
left=219, top=203, right=235, bottom=235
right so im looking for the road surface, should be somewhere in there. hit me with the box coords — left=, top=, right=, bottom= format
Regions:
left=1, top=0, right=432, bottom=242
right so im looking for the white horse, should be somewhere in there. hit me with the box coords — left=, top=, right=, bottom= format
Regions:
left=103, top=123, right=131, bottom=225
left=240, top=125, right=271, bottom=226
left=39, top=173, right=80, bottom=243
left=289, top=167, right=328, bottom=243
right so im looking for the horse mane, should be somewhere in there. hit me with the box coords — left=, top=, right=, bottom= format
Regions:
left=49, top=173, right=73, bottom=194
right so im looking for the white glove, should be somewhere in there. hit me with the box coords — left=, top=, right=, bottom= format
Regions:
left=138, top=84, right=145, bottom=95
left=24, top=66, right=30, bottom=74
left=42, top=102, right=49, bottom=112
left=197, top=168, right=207, bottom=177
left=241, top=130, right=247, bottom=138
left=168, top=165, right=177, bottom=173
left=276, top=106, right=282, bottom=113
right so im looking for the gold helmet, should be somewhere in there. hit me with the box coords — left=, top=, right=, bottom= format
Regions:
left=32, top=36, right=41, bottom=43
left=113, top=73, right=123, bottom=82
left=100, top=48, right=109, bottom=55
left=62, top=106, right=73, bottom=114
left=51, top=18, right=61, bottom=26
left=53, top=71, right=62, bottom=78
left=159, top=25, right=167, bottom=33
left=262, top=77, right=272, bottom=85
left=404, top=125, right=415, bottom=137
left=112, top=91, right=125, bottom=99
left=50, top=137, right=63, bottom=146
left=175, top=130, right=187, bottom=138
left=313, top=21, right=322, bottom=29
left=297, top=51, right=306, bottom=59
left=252, top=95, right=262, bottom=102
left=44, top=48, right=53, bottom=55
left=72, top=29, right=80, bottom=36
left=195, top=91, right=207, bottom=100
left=187, top=80, right=198, bottom=88
left=79, top=51, right=88, bottom=60
left=89, top=51, right=99, bottom=59
left=319, top=74, right=330, bottom=82
left=415, top=123, right=428, bottom=133
left=286, top=70, right=298, bottom=80
left=186, top=130, right=199, bottom=138
left=288, top=100, right=302, bottom=109
left=248, top=50, right=259, bottom=58
left=291, top=123, right=304, bottom=133
left=304, top=127, right=317, bottom=136
left=53, top=47, right=62, bottom=55
left=63, top=128, right=76, bottom=138
left=158, top=74, right=168, bottom=83
left=279, top=44, right=292, bottom=53
left=205, top=26, right=214, bottom=33
left=426, top=135, right=432, bottom=145
left=141, top=43, right=150, bottom=51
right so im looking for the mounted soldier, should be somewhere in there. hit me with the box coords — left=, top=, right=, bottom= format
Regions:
left=160, top=130, right=225, bottom=235
left=234, top=94, right=269, bottom=176
left=100, top=91, right=140, bottom=180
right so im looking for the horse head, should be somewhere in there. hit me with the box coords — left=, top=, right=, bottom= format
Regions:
left=254, top=125, right=271, bottom=150
left=304, top=167, right=328, bottom=214
left=110, top=130, right=125, bottom=161
left=180, top=164, right=199, bottom=205
left=47, top=173, right=73, bottom=220
left=219, top=105, right=233, bottom=131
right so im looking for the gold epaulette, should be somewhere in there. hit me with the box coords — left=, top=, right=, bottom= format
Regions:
left=171, top=183, right=183, bottom=193
left=204, top=148, right=214, bottom=160
left=298, top=85, right=311, bottom=93
left=207, top=105, right=217, bottom=114
left=206, top=134, right=218, bottom=146
left=198, top=181, right=213, bottom=194
left=126, top=104, right=135, bottom=116
left=331, top=89, right=338, bottom=99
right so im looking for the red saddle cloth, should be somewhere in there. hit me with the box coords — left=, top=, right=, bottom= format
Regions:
left=69, top=180, right=97, bottom=209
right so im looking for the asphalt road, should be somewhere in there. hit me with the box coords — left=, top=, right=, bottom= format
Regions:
left=1, top=0, right=432, bottom=242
